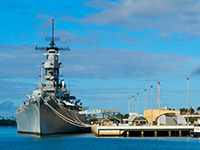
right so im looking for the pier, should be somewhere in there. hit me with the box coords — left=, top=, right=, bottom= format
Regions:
left=91, top=125, right=194, bottom=137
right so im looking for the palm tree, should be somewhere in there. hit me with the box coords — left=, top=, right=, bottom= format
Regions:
left=197, top=106, right=200, bottom=111
left=179, top=108, right=186, bottom=115
left=190, top=108, right=195, bottom=114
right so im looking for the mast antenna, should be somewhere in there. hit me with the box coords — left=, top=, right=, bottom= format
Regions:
left=51, top=19, right=55, bottom=48
left=35, top=19, right=70, bottom=52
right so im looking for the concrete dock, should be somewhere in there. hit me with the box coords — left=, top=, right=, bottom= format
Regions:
left=91, top=125, right=194, bottom=137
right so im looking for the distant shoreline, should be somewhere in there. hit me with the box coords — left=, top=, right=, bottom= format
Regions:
left=0, top=118, right=17, bottom=126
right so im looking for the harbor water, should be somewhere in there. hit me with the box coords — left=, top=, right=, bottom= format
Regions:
left=1, top=126, right=200, bottom=150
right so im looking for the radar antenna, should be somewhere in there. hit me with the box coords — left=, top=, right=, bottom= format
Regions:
left=35, top=19, right=70, bottom=52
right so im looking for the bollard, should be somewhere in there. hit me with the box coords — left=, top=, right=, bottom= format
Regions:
left=141, top=131, right=144, bottom=137
left=179, top=131, right=182, bottom=137
left=154, top=131, right=157, bottom=137
left=169, top=131, right=171, bottom=137
left=127, top=131, right=129, bottom=137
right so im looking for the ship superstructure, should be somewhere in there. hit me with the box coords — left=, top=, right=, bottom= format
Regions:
left=16, top=20, right=89, bottom=135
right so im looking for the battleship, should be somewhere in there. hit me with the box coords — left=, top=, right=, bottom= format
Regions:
left=16, top=20, right=89, bottom=135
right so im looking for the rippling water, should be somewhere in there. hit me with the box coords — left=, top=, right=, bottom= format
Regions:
left=0, top=126, right=200, bottom=150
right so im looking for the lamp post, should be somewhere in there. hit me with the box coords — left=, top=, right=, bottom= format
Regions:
left=158, top=80, right=160, bottom=117
left=135, top=99, right=137, bottom=114
left=187, top=77, right=189, bottom=126
left=132, top=95, right=134, bottom=112
left=144, top=89, right=147, bottom=118
left=151, top=85, right=153, bottom=126
left=128, top=97, right=130, bottom=114
left=137, top=93, right=139, bottom=114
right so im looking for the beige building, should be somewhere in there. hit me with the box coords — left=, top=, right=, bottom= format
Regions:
left=144, top=109, right=180, bottom=124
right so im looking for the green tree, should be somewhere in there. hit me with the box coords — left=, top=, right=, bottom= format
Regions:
left=197, top=106, right=200, bottom=111
left=189, top=117, right=197, bottom=124
left=190, top=108, right=195, bottom=114
left=0, top=117, right=17, bottom=126
left=122, top=114, right=129, bottom=119
left=179, top=108, right=186, bottom=115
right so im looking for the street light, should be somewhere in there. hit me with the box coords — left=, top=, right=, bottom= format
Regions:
left=144, top=89, right=147, bottom=118
left=187, top=77, right=189, bottom=126
left=137, top=93, right=139, bottom=114
left=158, top=80, right=161, bottom=117
left=128, top=97, right=130, bottom=114
left=135, top=99, right=137, bottom=114
left=144, top=89, right=147, bottom=111
left=151, top=85, right=153, bottom=126
left=132, top=95, right=134, bottom=112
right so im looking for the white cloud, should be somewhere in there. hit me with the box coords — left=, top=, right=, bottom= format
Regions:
left=191, top=65, right=200, bottom=76
left=0, top=44, right=43, bottom=78
left=0, top=43, right=197, bottom=80
left=0, top=101, right=16, bottom=117
left=55, top=29, right=96, bottom=45
left=78, top=0, right=200, bottom=36
left=62, top=47, right=197, bottom=78
left=0, top=101, right=14, bottom=110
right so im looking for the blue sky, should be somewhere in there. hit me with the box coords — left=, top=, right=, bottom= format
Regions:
left=1, top=0, right=200, bottom=117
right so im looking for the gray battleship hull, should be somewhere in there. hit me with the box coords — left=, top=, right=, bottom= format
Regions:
left=16, top=99, right=88, bottom=135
